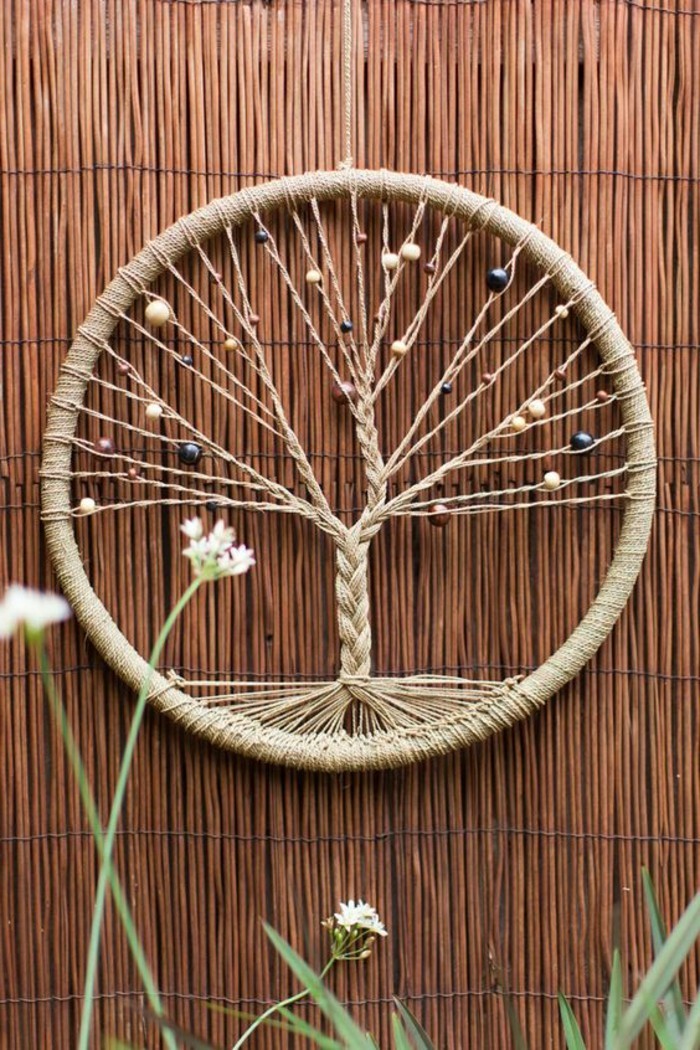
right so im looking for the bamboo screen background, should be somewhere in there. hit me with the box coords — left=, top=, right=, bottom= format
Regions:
left=1, top=0, right=698, bottom=1047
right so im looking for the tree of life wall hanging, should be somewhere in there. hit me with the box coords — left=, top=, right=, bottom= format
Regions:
left=40, top=7, right=656, bottom=772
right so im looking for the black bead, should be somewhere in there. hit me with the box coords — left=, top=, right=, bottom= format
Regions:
left=206, top=500, right=220, bottom=512
left=441, top=382, right=452, bottom=395
left=254, top=229, right=269, bottom=244
left=178, top=442, right=203, bottom=466
left=340, top=319, right=353, bottom=333
left=570, top=431, right=595, bottom=452
left=180, top=354, right=194, bottom=367
left=486, top=267, right=510, bottom=292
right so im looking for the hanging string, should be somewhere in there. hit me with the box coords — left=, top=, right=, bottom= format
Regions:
left=341, top=0, right=354, bottom=168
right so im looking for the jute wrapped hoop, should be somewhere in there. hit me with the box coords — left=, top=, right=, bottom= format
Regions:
left=40, top=169, right=656, bottom=771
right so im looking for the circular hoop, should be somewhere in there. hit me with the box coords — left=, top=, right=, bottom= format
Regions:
left=40, top=169, right=656, bottom=771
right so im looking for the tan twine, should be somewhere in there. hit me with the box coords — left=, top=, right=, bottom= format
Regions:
left=40, top=168, right=656, bottom=771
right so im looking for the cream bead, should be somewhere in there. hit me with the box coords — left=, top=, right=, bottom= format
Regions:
left=223, top=337, right=240, bottom=352
left=543, top=470, right=561, bottom=491
left=144, top=298, right=171, bottom=327
left=391, top=339, right=409, bottom=357
left=78, top=496, right=96, bottom=515
left=510, top=414, right=527, bottom=433
left=400, top=243, right=421, bottom=261
left=305, top=269, right=322, bottom=285
left=555, top=305, right=570, bottom=319
left=145, top=402, right=164, bottom=420
left=382, top=252, right=400, bottom=271
left=528, top=398, right=547, bottom=419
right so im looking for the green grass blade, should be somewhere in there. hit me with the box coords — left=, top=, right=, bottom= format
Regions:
left=392, top=998, right=435, bottom=1048
left=276, top=1005, right=347, bottom=1049
left=558, top=993, right=587, bottom=1050
left=605, top=951, right=623, bottom=1049
left=500, top=989, right=530, bottom=1050
left=264, top=923, right=373, bottom=1048
left=642, top=868, right=687, bottom=1039
left=648, top=1004, right=682, bottom=1050
left=392, top=1016, right=414, bottom=1050
left=678, top=987, right=700, bottom=1050
left=615, top=888, right=700, bottom=1048
left=133, top=1010, right=220, bottom=1049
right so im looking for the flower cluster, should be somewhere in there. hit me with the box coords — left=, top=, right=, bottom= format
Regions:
left=0, top=585, right=71, bottom=641
left=181, top=518, right=255, bottom=580
left=322, top=899, right=387, bottom=961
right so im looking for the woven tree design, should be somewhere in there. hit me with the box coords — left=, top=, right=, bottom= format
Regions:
left=41, top=171, right=656, bottom=770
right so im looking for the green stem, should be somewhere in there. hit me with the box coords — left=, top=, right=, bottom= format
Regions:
left=35, top=641, right=178, bottom=1050
left=231, top=959, right=336, bottom=1050
left=78, top=576, right=203, bottom=1050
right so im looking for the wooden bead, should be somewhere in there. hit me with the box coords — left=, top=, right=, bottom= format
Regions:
left=117, top=361, right=131, bottom=375
left=555, top=305, right=570, bottom=319
left=248, top=313, right=260, bottom=326
left=78, top=496, right=96, bottom=515
left=543, top=470, right=561, bottom=491
left=429, top=504, right=451, bottom=528
left=528, top=398, right=547, bottom=419
left=481, top=372, right=494, bottom=385
left=254, top=229, right=269, bottom=244
left=145, top=298, right=171, bottom=327
left=178, top=442, right=203, bottom=466
left=400, top=242, right=421, bottom=261
left=223, top=337, right=240, bottom=352
left=355, top=232, right=368, bottom=244
left=305, top=269, right=322, bottom=285
left=331, top=380, right=358, bottom=405
left=596, top=389, right=610, bottom=403
left=554, top=368, right=567, bottom=382
left=391, top=339, right=409, bottom=357
left=145, top=402, right=163, bottom=420
left=570, top=431, right=595, bottom=452
left=382, top=252, right=400, bottom=271
left=486, top=267, right=510, bottom=292
left=94, top=437, right=115, bottom=455
left=209, top=270, right=222, bottom=283
left=423, top=261, right=437, bottom=275
left=510, top=414, right=527, bottom=433
left=127, top=467, right=140, bottom=480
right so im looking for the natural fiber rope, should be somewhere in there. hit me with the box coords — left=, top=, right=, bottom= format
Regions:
left=40, top=170, right=656, bottom=771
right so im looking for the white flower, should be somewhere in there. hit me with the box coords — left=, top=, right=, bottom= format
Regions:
left=180, top=517, right=204, bottom=540
left=181, top=518, right=254, bottom=580
left=0, top=585, right=71, bottom=640
left=334, top=900, right=387, bottom=937
left=217, top=544, right=256, bottom=577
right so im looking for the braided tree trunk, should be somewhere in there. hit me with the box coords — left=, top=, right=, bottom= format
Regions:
left=334, top=386, right=386, bottom=682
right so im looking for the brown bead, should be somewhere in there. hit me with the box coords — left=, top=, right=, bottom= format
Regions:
left=117, top=361, right=131, bottom=375
left=596, top=389, right=610, bottom=403
left=423, top=261, right=437, bottom=275
left=248, top=313, right=260, bottom=326
left=355, top=232, right=368, bottom=244
left=127, top=466, right=140, bottom=480
left=429, top=503, right=451, bottom=528
left=94, top=436, right=115, bottom=455
left=209, top=270, right=222, bottom=283
left=331, top=380, right=358, bottom=406
left=481, top=372, right=494, bottom=384
left=554, top=367, right=567, bottom=382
